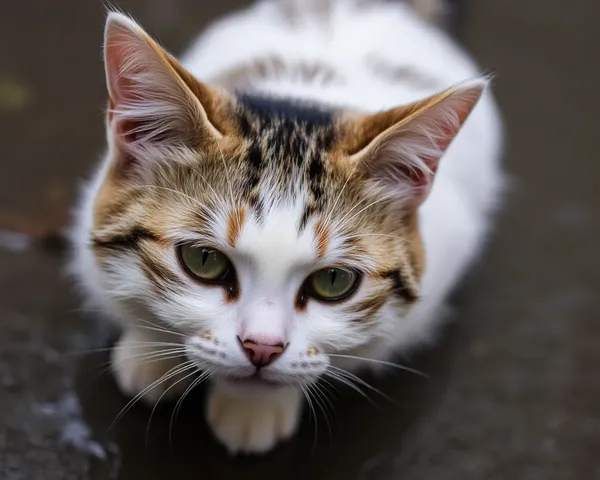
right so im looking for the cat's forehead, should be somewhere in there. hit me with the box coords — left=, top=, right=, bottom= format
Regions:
left=234, top=200, right=317, bottom=278
left=235, top=94, right=337, bottom=174
left=231, top=94, right=341, bottom=220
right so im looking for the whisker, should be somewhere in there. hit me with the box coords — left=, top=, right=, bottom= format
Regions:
left=323, top=370, right=374, bottom=405
left=306, top=382, right=332, bottom=438
left=98, top=350, right=189, bottom=376
left=132, top=318, right=185, bottom=338
left=341, top=233, right=408, bottom=244
left=319, top=376, right=340, bottom=396
left=110, top=361, right=197, bottom=428
left=67, top=342, right=184, bottom=356
left=110, top=348, right=188, bottom=363
left=327, top=365, right=395, bottom=404
left=333, top=195, right=393, bottom=233
left=169, top=369, right=212, bottom=447
left=313, top=380, right=337, bottom=418
left=299, top=383, right=319, bottom=455
left=146, top=363, right=199, bottom=446
left=327, top=353, right=428, bottom=378
left=134, top=325, right=185, bottom=338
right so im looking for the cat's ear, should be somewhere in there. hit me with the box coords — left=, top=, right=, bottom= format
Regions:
left=341, top=80, right=486, bottom=210
left=103, top=12, right=228, bottom=165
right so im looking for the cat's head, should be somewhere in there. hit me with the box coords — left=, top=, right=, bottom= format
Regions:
left=77, top=13, right=484, bottom=394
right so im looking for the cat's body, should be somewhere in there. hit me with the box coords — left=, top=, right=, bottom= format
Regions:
left=71, top=0, right=503, bottom=455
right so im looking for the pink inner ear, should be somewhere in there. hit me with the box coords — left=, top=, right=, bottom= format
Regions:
left=418, top=93, right=481, bottom=180
left=434, top=124, right=458, bottom=159
left=105, top=41, right=128, bottom=107
left=419, top=122, right=456, bottom=176
left=433, top=97, right=475, bottom=155
left=105, top=26, right=146, bottom=110
left=371, top=86, right=484, bottom=208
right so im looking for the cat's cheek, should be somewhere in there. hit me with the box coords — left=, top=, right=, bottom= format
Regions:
left=301, top=302, right=371, bottom=353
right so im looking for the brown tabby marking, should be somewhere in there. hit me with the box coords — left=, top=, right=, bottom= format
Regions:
left=210, top=55, right=343, bottom=91
left=348, top=293, right=389, bottom=322
left=227, top=207, right=247, bottom=247
left=138, top=241, right=184, bottom=293
left=366, top=56, right=441, bottom=90
left=314, top=219, right=330, bottom=258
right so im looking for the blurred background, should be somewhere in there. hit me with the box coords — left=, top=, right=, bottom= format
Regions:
left=1, top=1, right=599, bottom=479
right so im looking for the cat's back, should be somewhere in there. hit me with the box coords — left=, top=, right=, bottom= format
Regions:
left=182, top=0, right=478, bottom=109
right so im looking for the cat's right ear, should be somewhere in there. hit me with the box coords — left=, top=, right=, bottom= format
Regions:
left=103, top=12, right=230, bottom=177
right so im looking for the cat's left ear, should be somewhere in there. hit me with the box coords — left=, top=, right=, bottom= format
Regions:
left=341, top=80, right=486, bottom=210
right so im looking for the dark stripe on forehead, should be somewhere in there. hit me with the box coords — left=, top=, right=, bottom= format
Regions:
left=236, top=94, right=335, bottom=125
left=308, top=154, right=325, bottom=202
left=235, top=93, right=337, bottom=221
left=298, top=204, right=315, bottom=232
left=246, top=142, right=262, bottom=193
left=91, top=227, right=158, bottom=251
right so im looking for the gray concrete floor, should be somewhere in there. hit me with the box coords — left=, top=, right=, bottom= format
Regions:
left=1, top=1, right=599, bottom=479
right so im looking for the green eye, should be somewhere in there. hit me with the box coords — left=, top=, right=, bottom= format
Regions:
left=178, top=244, right=231, bottom=282
left=307, top=268, right=360, bottom=301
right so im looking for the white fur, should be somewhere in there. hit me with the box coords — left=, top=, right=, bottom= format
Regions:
left=71, top=0, right=503, bottom=455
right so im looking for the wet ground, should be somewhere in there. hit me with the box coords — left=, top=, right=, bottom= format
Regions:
left=1, top=1, right=599, bottom=479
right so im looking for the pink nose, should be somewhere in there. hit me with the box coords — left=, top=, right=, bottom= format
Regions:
left=240, top=339, right=284, bottom=368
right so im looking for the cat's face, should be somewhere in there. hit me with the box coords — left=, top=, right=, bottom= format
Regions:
left=82, top=14, right=483, bottom=394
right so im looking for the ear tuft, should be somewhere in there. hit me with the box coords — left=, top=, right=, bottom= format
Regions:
left=346, top=79, right=487, bottom=208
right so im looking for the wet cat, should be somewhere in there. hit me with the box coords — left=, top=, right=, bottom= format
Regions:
left=70, top=0, right=503, bottom=454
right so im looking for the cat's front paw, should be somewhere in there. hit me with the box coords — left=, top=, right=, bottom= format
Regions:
left=206, top=384, right=302, bottom=455
left=111, top=328, right=190, bottom=404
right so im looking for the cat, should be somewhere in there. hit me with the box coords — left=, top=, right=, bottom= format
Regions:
left=70, top=0, right=504, bottom=455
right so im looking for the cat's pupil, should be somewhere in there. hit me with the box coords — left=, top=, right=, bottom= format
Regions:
left=202, top=249, right=209, bottom=266
left=329, top=269, right=337, bottom=285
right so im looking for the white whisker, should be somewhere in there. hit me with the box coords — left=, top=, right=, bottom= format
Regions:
left=299, top=383, right=319, bottom=454
left=67, top=341, right=184, bottom=356
left=323, top=370, right=374, bottom=404
left=327, top=365, right=395, bottom=403
left=306, top=382, right=333, bottom=437
left=169, top=369, right=212, bottom=447
left=333, top=194, right=393, bottom=233
left=110, top=361, right=197, bottom=428
left=327, top=353, right=428, bottom=378
left=146, top=364, right=200, bottom=445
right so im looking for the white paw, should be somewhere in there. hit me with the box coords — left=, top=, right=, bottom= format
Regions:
left=111, top=328, right=191, bottom=404
left=206, top=385, right=302, bottom=455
